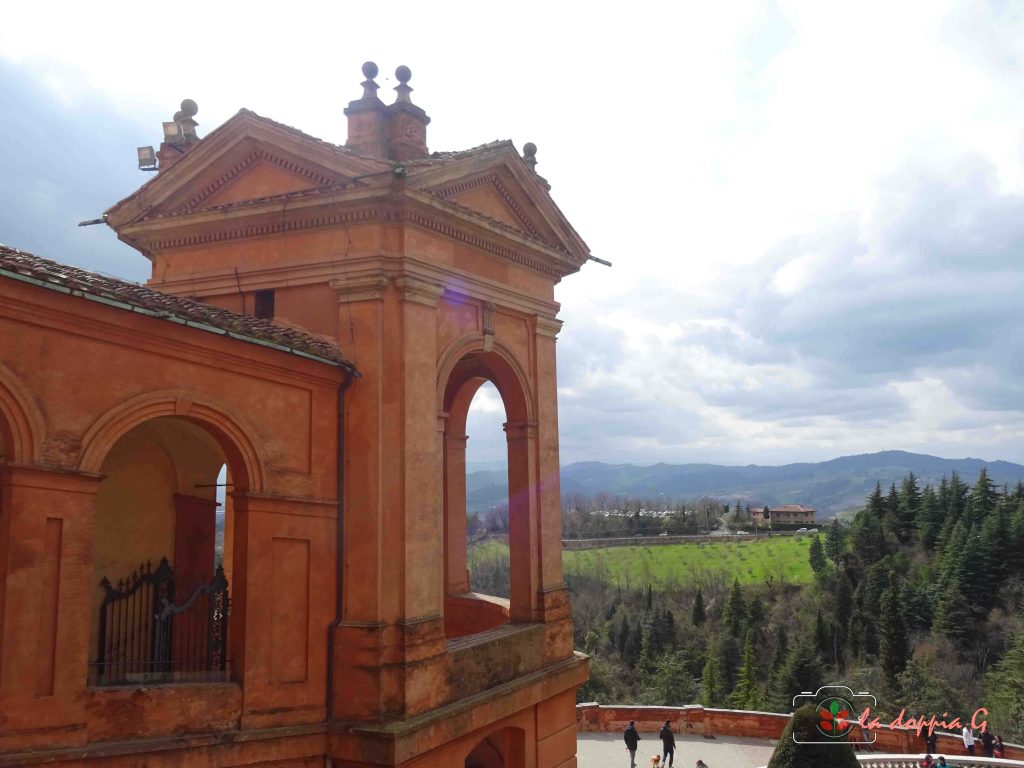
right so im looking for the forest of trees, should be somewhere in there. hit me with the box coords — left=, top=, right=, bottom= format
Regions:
left=470, top=469, right=1024, bottom=741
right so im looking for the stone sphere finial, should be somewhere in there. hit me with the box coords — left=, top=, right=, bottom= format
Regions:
left=179, top=99, right=198, bottom=118
left=396, top=65, right=412, bottom=84
left=523, top=142, right=538, bottom=171
left=362, top=61, right=379, bottom=80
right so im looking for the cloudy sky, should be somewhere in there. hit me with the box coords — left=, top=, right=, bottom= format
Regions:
left=3, top=1, right=1024, bottom=467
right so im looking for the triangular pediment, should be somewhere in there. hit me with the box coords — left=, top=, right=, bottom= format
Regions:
left=105, top=110, right=390, bottom=228
left=407, top=145, right=590, bottom=265
left=448, top=182, right=525, bottom=231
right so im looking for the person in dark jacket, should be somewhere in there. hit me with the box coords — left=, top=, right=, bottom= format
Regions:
left=659, top=720, right=676, bottom=767
left=981, top=729, right=995, bottom=757
left=624, top=721, right=640, bottom=768
left=923, top=729, right=937, bottom=754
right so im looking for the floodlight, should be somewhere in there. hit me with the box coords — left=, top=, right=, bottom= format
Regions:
left=137, top=146, right=157, bottom=171
left=162, top=121, right=182, bottom=143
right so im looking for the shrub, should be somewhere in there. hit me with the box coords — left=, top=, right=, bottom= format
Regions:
left=766, top=704, right=859, bottom=768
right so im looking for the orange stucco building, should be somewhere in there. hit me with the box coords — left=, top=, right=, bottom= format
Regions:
left=0, top=63, right=590, bottom=767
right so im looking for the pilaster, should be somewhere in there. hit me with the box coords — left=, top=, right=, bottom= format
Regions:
left=503, top=420, right=540, bottom=623
left=0, top=463, right=101, bottom=752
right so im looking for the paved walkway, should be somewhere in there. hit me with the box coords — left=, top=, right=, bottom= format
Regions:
left=577, top=732, right=777, bottom=768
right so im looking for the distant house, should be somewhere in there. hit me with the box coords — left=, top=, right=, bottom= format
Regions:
left=753, top=504, right=816, bottom=525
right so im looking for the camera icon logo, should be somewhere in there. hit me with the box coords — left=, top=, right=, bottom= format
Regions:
left=792, top=685, right=876, bottom=745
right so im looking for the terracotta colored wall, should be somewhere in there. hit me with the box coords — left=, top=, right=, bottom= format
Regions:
left=0, top=97, right=590, bottom=768
left=0, top=275, right=346, bottom=757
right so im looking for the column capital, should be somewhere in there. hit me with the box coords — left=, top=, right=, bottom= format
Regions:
left=535, top=315, right=562, bottom=339
left=395, top=275, right=444, bottom=307
left=503, top=420, right=538, bottom=440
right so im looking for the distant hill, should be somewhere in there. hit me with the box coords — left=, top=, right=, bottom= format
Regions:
left=465, top=450, right=1024, bottom=518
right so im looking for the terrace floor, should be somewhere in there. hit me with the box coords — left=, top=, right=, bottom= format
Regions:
left=577, top=732, right=777, bottom=768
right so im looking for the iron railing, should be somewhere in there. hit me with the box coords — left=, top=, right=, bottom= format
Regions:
left=91, top=557, right=229, bottom=686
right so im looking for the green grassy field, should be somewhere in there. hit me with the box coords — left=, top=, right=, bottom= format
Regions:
left=563, top=536, right=814, bottom=588
left=469, top=536, right=814, bottom=589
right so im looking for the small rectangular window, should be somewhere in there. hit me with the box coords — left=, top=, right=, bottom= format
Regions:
left=254, top=289, right=275, bottom=319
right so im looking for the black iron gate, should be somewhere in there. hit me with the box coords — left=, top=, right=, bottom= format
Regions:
left=92, top=557, right=229, bottom=686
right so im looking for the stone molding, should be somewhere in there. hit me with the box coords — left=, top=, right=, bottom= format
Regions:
left=430, top=172, right=543, bottom=239
left=331, top=275, right=391, bottom=303
left=175, top=148, right=337, bottom=215
left=395, top=275, right=444, bottom=307
left=503, top=420, right=539, bottom=441
left=535, top=316, right=562, bottom=338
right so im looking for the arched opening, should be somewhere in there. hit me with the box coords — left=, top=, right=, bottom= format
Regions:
left=465, top=382, right=510, bottom=599
left=464, top=726, right=526, bottom=768
left=442, top=349, right=537, bottom=639
left=88, top=416, right=243, bottom=686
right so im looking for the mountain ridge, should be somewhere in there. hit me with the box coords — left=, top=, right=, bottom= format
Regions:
left=465, top=450, right=1024, bottom=517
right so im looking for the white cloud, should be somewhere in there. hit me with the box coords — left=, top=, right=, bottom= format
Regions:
left=4, top=1, right=1024, bottom=465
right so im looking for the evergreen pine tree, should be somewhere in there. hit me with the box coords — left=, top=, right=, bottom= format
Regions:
left=729, top=631, right=764, bottom=710
left=615, top=614, right=629, bottom=656
left=834, top=574, right=853, bottom=657
left=984, top=627, right=1024, bottom=743
left=700, top=635, right=725, bottom=707
left=722, top=579, right=746, bottom=638
left=770, top=639, right=824, bottom=710
left=765, top=623, right=789, bottom=699
left=884, top=483, right=901, bottom=540
left=969, top=467, right=998, bottom=524
left=747, top=594, right=765, bottom=637
left=825, top=519, right=845, bottom=563
left=948, top=472, right=968, bottom=523
left=916, top=485, right=941, bottom=551
left=808, top=535, right=827, bottom=574
left=879, top=580, right=909, bottom=691
left=692, top=589, right=706, bottom=626
left=867, top=483, right=885, bottom=519
left=932, top=578, right=972, bottom=648
left=897, top=472, right=920, bottom=543
left=850, top=506, right=886, bottom=566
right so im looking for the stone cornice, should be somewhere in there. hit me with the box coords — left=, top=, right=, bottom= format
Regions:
left=152, top=254, right=561, bottom=319
left=503, top=420, right=539, bottom=440
left=535, top=316, right=563, bottom=339
left=330, top=275, right=391, bottom=303
left=120, top=187, right=583, bottom=278
left=394, top=275, right=444, bottom=307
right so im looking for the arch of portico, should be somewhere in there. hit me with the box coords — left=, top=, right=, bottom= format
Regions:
left=438, top=336, right=540, bottom=635
left=78, top=389, right=264, bottom=493
left=0, top=362, right=45, bottom=464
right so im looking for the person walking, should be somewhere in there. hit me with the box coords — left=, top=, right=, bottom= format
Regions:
left=923, top=729, right=937, bottom=754
left=962, top=725, right=975, bottom=756
left=659, top=720, right=676, bottom=767
left=624, top=720, right=641, bottom=768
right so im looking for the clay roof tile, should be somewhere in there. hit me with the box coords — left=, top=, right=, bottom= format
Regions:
left=0, top=244, right=356, bottom=374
